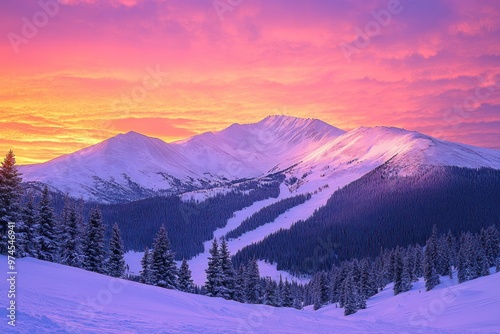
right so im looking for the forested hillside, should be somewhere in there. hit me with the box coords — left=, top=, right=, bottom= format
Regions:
left=233, top=165, right=500, bottom=274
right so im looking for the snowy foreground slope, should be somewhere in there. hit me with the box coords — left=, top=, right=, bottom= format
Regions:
left=1, top=257, right=499, bottom=334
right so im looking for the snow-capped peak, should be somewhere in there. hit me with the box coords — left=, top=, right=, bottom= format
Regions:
left=18, top=116, right=500, bottom=202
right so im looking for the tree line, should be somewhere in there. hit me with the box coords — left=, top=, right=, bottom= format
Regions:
left=233, top=164, right=500, bottom=274
left=0, top=150, right=128, bottom=277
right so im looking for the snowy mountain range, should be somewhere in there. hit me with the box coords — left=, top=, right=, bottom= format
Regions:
left=19, top=115, right=500, bottom=203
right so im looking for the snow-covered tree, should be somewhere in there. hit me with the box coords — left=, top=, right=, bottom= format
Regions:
left=245, top=258, right=261, bottom=304
left=424, top=226, right=440, bottom=291
left=205, top=238, right=223, bottom=297
left=281, top=279, right=293, bottom=307
left=481, top=226, right=500, bottom=267
left=393, top=249, right=404, bottom=296
left=107, top=223, right=126, bottom=278
left=234, top=264, right=246, bottom=303
left=0, top=150, right=23, bottom=255
left=263, top=277, right=279, bottom=306
left=18, top=197, right=38, bottom=258
left=219, top=237, right=235, bottom=300
left=59, top=201, right=83, bottom=268
left=178, top=259, right=194, bottom=293
left=140, top=247, right=153, bottom=284
left=37, top=186, right=58, bottom=262
left=82, top=208, right=106, bottom=274
left=313, top=272, right=329, bottom=310
left=414, top=245, right=424, bottom=279
left=342, top=273, right=358, bottom=316
left=151, top=225, right=177, bottom=289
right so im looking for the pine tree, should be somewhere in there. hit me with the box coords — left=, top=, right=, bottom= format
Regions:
left=414, top=245, right=424, bottom=279
left=424, top=226, right=440, bottom=291
left=19, top=197, right=38, bottom=258
left=401, top=251, right=413, bottom=293
left=481, top=226, right=500, bottom=267
left=234, top=264, right=246, bottom=303
left=107, top=223, right=126, bottom=278
left=292, top=283, right=303, bottom=310
left=0, top=150, right=23, bottom=255
left=313, top=272, right=329, bottom=310
left=393, top=249, right=404, bottom=295
left=151, top=225, right=177, bottom=289
left=342, top=273, right=357, bottom=316
left=263, top=278, right=278, bottom=306
left=178, top=259, right=194, bottom=293
left=219, top=237, right=235, bottom=300
left=82, top=208, right=106, bottom=274
left=458, top=232, right=473, bottom=283
left=245, top=258, right=261, bottom=304
left=37, top=186, right=58, bottom=262
left=205, top=238, right=223, bottom=297
left=140, top=247, right=153, bottom=284
left=282, top=279, right=293, bottom=307
left=59, top=201, right=83, bottom=268
left=277, top=275, right=284, bottom=307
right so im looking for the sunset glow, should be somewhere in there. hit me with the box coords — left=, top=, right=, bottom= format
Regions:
left=1, top=0, right=499, bottom=164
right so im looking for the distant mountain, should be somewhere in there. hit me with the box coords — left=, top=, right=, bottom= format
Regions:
left=19, top=115, right=500, bottom=203
left=19, top=116, right=345, bottom=202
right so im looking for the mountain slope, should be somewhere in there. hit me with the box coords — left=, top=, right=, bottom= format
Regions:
left=2, top=256, right=499, bottom=333
left=19, top=116, right=345, bottom=203
left=0, top=256, right=500, bottom=334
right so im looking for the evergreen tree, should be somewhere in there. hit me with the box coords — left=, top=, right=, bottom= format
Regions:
left=282, top=279, right=293, bottom=307
left=313, top=272, right=329, bottom=310
left=19, top=197, right=38, bottom=258
left=245, top=258, right=261, bottom=304
left=414, top=245, right=424, bottom=279
left=342, top=273, right=357, bottom=316
left=277, top=275, right=284, bottom=307
left=393, top=249, right=404, bottom=295
left=0, top=150, right=23, bottom=255
left=401, top=251, right=413, bottom=293
left=424, top=226, right=440, bottom=291
left=140, top=247, right=153, bottom=284
left=59, top=201, right=83, bottom=268
left=82, top=208, right=106, bottom=274
left=37, top=186, right=58, bottom=262
left=234, top=264, right=246, bottom=303
left=151, top=225, right=177, bottom=289
left=219, top=237, right=236, bottom=300
left=263, top=278, right=279, bottom=306
left=178, top=259, right=194, bottom=293
left=205, top=238, right=223, bottom=297
left=107, top=223, right=126, bottom=278
left=481, top=226, right=500, bottom=267
left=292, top=283, right=303, bottom=310
left=458, top=232, right=474, bottom=283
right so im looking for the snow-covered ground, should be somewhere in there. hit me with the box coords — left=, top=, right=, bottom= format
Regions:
left=1, top=256, right=499, bottom=334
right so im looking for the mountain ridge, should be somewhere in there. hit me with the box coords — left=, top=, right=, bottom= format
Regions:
left=18, top=115, right=500, bottom=203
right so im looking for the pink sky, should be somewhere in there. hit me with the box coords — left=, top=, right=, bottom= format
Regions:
left=0, top=0, right=499, bottom=164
